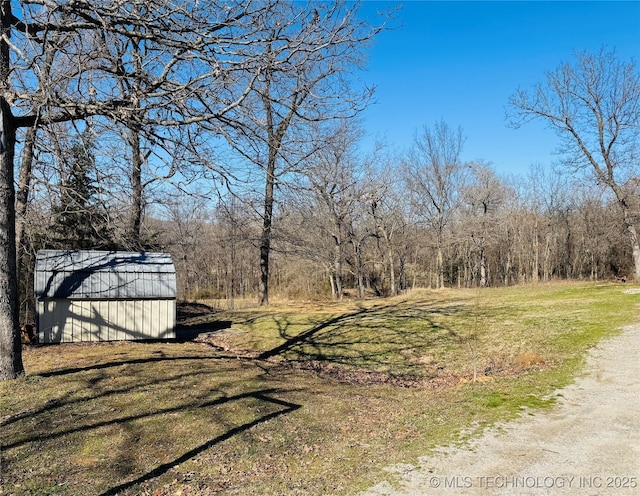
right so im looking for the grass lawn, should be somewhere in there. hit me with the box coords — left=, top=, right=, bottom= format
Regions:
left=1, top=282, right=639, bottom=495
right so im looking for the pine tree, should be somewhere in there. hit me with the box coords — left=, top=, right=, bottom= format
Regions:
left=49, top=131, right=116, bottom=250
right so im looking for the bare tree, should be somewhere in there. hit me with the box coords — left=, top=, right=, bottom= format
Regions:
left=219, top=1, right=382, bottom=305
left=508, top=48, right=640, bottom=280
left=404, top=120, right=467, bottom=288
left=461, top=162, right=509, bottom=287
left=295, top=122, right=369, bottom=299
left=367, top=157, right=409, bottom=296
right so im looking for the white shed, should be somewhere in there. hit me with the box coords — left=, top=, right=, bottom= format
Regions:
left=35, top=250, right=177, bottom=344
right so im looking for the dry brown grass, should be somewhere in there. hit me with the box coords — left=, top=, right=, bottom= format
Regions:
left=1, top=282, right=639, bottom=495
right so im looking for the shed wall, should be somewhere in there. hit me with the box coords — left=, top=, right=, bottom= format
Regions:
left=37, top=298, right=176, bottom=344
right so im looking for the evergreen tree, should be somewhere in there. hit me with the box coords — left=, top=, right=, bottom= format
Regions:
left=49, top=131, right=116, bottom=250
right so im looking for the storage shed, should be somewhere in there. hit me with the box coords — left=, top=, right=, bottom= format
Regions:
left=35, top=250, right=177, bottom=344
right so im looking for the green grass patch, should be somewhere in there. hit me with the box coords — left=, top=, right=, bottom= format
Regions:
left=1, top=282, right=638, bottom=495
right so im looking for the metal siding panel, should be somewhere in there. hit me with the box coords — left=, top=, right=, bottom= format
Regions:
left=88, top=301, right=97, bottom=341
left=113, top=272, right=124, bottom=299
left=127, top=300, right=137, bottom=340
left=91, top=273, right=102, bottom=299
left=100, top=300, right=110, bottom=341
left=80, top=301, right=90, bottom=342
left=88, top=301, right=97, bottom=342
left=37, top=298, right=177, bottom=342
left=128, top=299, right=135, bottom=338
left=38, top=300, right=51, bottom=343
left=36, top=301, right=45, bottom=343
left=122, top=301, right=132, bottom=340
left=151, top=299, right=160, bottom=338
left=141, top=273, right=151, bottom=298
left=117, top=301, right=129, bottom=341
left=161, top=299, right=176, bottom=339
left=142, top=300, right=152, bottom=338
left=93, top=300, right=109, bottom=341
left=78, top=300, right=88, bottom=342
left=70, top=300, right=80, bottom=342
left=157, top=300, right=166, bottom=339
left=73, top=300, right=81, bottom=342
left=100, top=300, right=108, bottom=341
left=35, top=250, right=177, bottom=300
left=124, top=300, right=134, bottom=340
left=111, top=301, right=120, bottom=340
left=76, top=301, right=85, bottom=342
left=42, top=300, right=57, bottom=344
left=60, top=301, right=68, bottom=342
left=36, top=301, right=43, bottom=343
left=59, top=300, right=73, bottom=343
left=157, top=300, right=166, bottom=338
left=93, top=302, right=102, bottom=341
left=86, top=300, right=96, bottom=342
left=53, top=301, right=65, bottom=342
left=76, top=301, right=87, bottom=342
left=135, top=299, right=144, bottom=338
left=169, top=300, right=176, bottom=338
left=94, top=300, right=103, bottom=341
left=131, top=300, right=139, bottom=339
left=34, top=271, right=44, bottom=298
left=37, top=300, right=62, bottom=344
left=127, top=300, right=134, bottom=338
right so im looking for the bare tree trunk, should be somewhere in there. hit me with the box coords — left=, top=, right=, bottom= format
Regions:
left=328, top=272, right=338, bottom=299
left=14, top=125, right=36, bottom=329
left=0, top=103, right=22, bottom=379
left=128, top=125, right=143, bottom=247
left=15, top=126, right=36, bottom=259
left=543, top=232, right=552, bottom=282
left=504, top=251, right=512, bottom=286
left=530, top=217, right=539, bottom=283
left=352, top=239, right=365, bottom=299
left=0, top=0, right=22, bottom=380
left=436, top=247, right=444, bottom=289
left=332, top=238, right=343, bottom=300
left=259, top=148, right=276, bottom=306
left=388, top=246, right=396, bottom=296
left=627, top=223, right=640, bottom=281
left=479, top=246, right=487, bottom=287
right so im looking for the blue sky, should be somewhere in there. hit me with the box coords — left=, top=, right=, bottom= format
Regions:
left=356, top=1, right=640, bottom=177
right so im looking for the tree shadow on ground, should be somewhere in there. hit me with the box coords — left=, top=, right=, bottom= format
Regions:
left=99, top=390, right=300, bottom=496
left=176, top=301, right=218, bottom=320
left=2, top=349, right=301, bottom=495
left=251, top=300, right=471, bottom=381
left=176, top=301, right=233, bottom=341
left=175, top=320, right=233, bottom=342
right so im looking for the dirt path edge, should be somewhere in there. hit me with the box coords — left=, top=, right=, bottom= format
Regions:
left=361, top=323, right=640, bottom=496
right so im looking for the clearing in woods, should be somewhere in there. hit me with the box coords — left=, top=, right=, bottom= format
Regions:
left=1, top=283, right=639, bottom=495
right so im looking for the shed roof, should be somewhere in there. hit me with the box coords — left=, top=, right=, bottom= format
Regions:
left=35, top=250, right=177, bottom=299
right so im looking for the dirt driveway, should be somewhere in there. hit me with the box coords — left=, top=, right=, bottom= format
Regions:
left=362, top=322, right=640, bottom=495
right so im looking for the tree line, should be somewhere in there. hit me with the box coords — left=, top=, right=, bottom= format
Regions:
left=152, top=139, right=632, bottom=303
left=0, top=0, right=638, bottom=381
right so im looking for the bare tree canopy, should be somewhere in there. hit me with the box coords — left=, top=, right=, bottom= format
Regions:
left=508, top=48, right=640, bottom=279
left=0, top=0, right=280, bottom=380
left=217, top=0, right=383, bottom=305
left=404, top=120, right=467, bottom=288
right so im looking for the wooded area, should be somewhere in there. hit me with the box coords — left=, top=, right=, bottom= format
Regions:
left=0, top=0, right=638, bottom=381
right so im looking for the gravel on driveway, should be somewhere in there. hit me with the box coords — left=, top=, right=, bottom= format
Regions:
left=362, top=323, right=640, bottom=495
